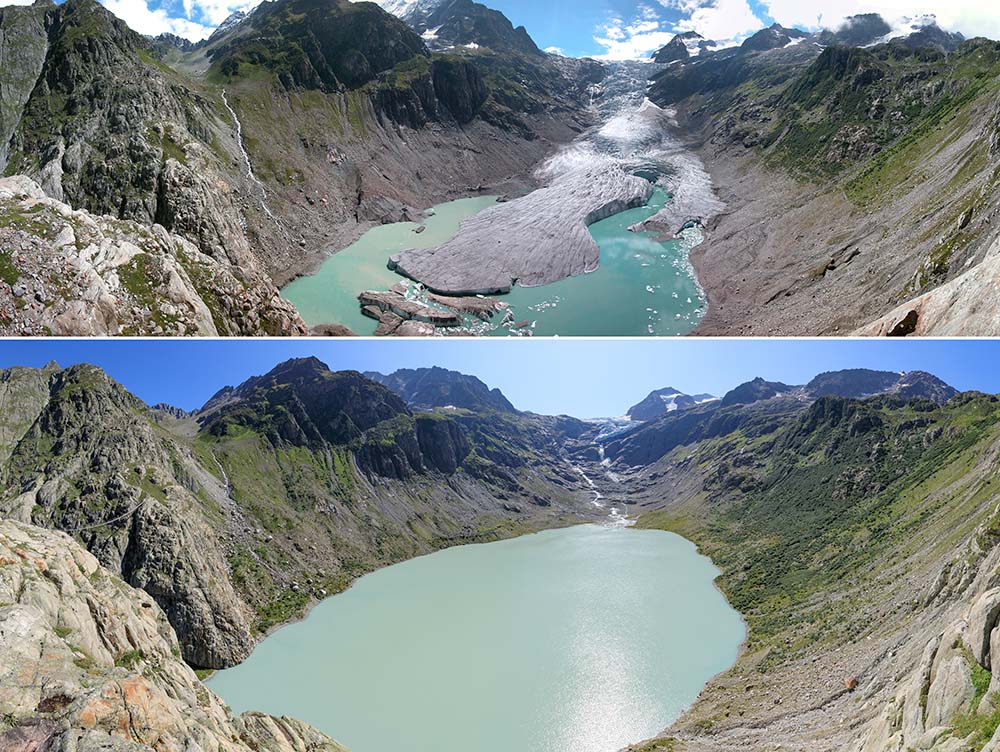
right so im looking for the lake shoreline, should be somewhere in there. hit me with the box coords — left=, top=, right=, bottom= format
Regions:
left=215, top=514, right=597, bottom=671
left=283, top=184, right=709, bottom=337
left=210, top=521, right=745, bottom=752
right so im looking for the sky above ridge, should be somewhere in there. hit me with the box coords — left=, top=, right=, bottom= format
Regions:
left=1, top=340, right=999, bottom=419
left=7, top=0, right=999, bottom=56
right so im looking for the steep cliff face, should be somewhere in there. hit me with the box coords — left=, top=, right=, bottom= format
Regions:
left=0, top=3, right=49, bottom=171
left=0, top=519, right=348, bottom=752
left=4, top=0, right=256, bottom=268
left=0, top=364, right=254, bottom=668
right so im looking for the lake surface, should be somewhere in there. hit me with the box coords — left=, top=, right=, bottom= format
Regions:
left=208, top=525, right=744, bottom=752
left=280, top=188, right=706, bottom=336
left=281, top=195, right=499, bottom=335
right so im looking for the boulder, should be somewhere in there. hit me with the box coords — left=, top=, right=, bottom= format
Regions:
left=964, top=587, right=1000, bottom=666
left=925, top=654, right=974, bottom=728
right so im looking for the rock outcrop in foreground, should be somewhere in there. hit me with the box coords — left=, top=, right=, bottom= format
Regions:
left=855, top=235, right=1000, bottom=336
left=0, top=177, right=306, bottom=336
left=0, top=519, right=348, bottom=752
left=389, top=164, right=652, bottom=294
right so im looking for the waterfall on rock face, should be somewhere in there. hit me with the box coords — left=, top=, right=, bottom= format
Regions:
left=221, top=89, right=284, bottom=230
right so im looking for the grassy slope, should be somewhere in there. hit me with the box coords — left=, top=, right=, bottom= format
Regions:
left=678, top=40, right=1000, bottom=300
left=629, top=393, right=1000, bottom=745
left=166, top=406, right=591, bottom=636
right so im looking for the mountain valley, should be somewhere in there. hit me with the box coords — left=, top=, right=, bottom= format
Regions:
left=3, top=357, right=1000, bottom=751
left=6, top=0, right=1000, bottom=333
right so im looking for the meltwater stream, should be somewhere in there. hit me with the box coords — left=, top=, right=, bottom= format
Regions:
left=280, top=61, right=723, bottom=336
left=208, top=525, right=744, bottom=752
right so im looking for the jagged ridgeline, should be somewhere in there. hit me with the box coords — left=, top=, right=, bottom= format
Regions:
left=0, top=358, right=594, bottom=669
left=0, top=0, right=596, bottom=334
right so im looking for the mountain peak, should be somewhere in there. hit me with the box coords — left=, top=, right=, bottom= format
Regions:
left=406, top=0, right=541, bottom=55
left=652, top=30, right=715, bottom=63
left=741, top=23, right=808, bottom=52
left=626, top=386, right=716, bottom=421
left=803, top=368, right=956, bottom=403
left=264, top=356, right=332, bottom=381
left=367, top=367, right=516, bottom=412
left=720, top=377, right=794, bottom=406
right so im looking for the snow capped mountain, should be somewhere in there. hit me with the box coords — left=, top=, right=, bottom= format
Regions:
left=626, top=387, right=718, bottom=422
left=367, top=0, right=443, bottom=21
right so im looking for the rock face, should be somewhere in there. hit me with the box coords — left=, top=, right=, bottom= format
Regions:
left=389, top=164, right=653, bottom=294
left=407, top=0, right=541, bottom=55
left=6, top=0, right=254, bottom=266
left=803, top=368, right=957, bottom=403
left=626, top=388, right=715, bottom=422
left=720, top=376, right=795, bottom=407
left=432, top=57, right=488, bottom=123
left=367, top=366, right=517, bottom=412
left=0, top=364, right=254, bottom=668
left=651, top=31, right=706, bottom=64
left=0, top=519, right=348, bottom=752
left=0, top=3, right=49, bottom=171
left=0, top=176, right=306, bottom=336
left=855, top=235, right=1000, bottom=337
left=816, top=13, right=890, bottom=46
left=207, top=0, right=429, bottom=91
left=740, top=23, right=808, bottom=52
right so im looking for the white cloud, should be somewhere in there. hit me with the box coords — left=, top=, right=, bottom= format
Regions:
left=594, top=0, right=764, bottom=60
left=671, top=0, right=763, bottom=44
left=545, top=45, right=565, bottom=55
left=93, top=0, right=261, bottom=41
left=594, top=14, right=676, bottom=59
left=760, top=0, right=1000, bottom=40
left=99, top=0, right=214, bottom=38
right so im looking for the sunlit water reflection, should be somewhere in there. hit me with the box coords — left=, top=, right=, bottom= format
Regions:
left=209, top=525, right=744, bottom=752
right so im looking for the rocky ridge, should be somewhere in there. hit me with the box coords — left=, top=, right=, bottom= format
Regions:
left=0, top=518, right=348, bottom=752
left=0, top=175, right=305, bottom=335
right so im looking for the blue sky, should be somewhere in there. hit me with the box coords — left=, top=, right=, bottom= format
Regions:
left=14, top=0, right=997, bottom=55
left=2, top=340, right=999, bottom=418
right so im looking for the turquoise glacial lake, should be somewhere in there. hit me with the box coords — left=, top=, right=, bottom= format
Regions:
left=208, top=525, right=744, bottom=752
left=280, top=188, right=706, bottom=336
